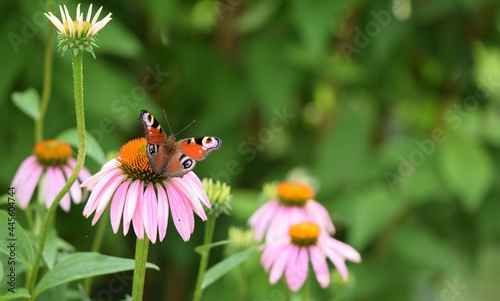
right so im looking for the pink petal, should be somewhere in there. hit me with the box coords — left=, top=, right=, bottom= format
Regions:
left=82, top=167, right=122, bottom=217
left=248, top=200, right=280, bottom=241
left=143, top=183, right=158, bottom=243
left=44, top=167, right=71, bottom=211
left=323, top=236, right=361, bottom=263
left=91, top=174, right=126, bottom=225
left=306, top=200, right=335, bottom=234
left=170, top=178, right=206, bottom=220
left=110, top=180, right=130, bottom=233
left=321, top=240, right=349, bottom=280
left=285, top=246, right=308, bottom=292
left=12, top=157, right=43, bottom=208
left=167, top=184, right=194, bottom=242
left=80, top=159, right=119, bottom=189
left=261, top=238, right=289, bottom=271
left=63, top=165, right=82, bottom=204
left=309, top=246, right=330, bottom=288
left=132, top=183, right=144, bottom=239
left=157, top=184, right=169, bottom=241
left=183, top=172, right=210, bottom=208
left=269, top=244, right=293, bottom=285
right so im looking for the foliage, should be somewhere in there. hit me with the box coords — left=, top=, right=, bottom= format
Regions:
left=1, top=0, right=500, bottom=300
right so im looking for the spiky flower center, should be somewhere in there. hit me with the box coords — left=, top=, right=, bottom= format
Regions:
left=63, top=21, right=92, bottom=37
left=34, top=139, right=72, bottom=166
left=277, top=181, right=314, bottom=206
left=289, top=222, right=320, bottom=246
left=117, top=138, right=166, bottom=184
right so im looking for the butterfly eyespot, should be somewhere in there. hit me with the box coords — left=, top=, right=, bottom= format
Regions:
left=148, top=144, right=157, bottom=156
left=182, top=159, right=193, bottom=169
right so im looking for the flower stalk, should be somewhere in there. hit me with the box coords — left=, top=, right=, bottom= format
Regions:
left=132, top=237, right=150, bottom=301
left=193, top=215, right=217, bottom=301
left=26, top=51, right=87, bottom=299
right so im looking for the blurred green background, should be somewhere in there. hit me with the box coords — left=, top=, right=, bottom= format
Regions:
left=2, top=0, right=500, bottom=300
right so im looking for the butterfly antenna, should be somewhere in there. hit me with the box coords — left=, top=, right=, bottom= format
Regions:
left=162, top=110, right=174, bottom=136
left=175, top=120, right=196, bottom=136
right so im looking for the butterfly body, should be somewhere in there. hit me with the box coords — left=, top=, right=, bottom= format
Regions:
left=139, top=109, right=221, bottom=177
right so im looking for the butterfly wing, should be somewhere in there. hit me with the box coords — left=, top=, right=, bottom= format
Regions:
left=177, top=137, right=222, bottom=160
left=139, top=110, right=173, bottom=175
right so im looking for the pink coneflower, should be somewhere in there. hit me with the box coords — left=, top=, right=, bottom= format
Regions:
left=261, top=222, right=361, bottom=292
left=81, top=138, right=211, bottom=243
left=249, top=181, right=334, bottom=241
left=11, top=139, right=91, bottom=212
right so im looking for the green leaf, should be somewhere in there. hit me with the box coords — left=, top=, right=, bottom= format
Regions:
left=202, top=246, right=258, bottom=289
left=438, top=135, right=493, bottom=212
left=237, top=0, right=282, bottom=34
left=34, top=252, right=159, bottom=297
left=0, top=288, right=30, bottom=300
left=0, top=211, right=34, bottom=265
left=56, top=128, right=107, bottom=165
left=195, top=240, right=232, bottom=254
left=42, top=229, right=58, bottom=270
left=11, top=88, right=40, bottom=120
left=347, top=184, right=402, bottom=249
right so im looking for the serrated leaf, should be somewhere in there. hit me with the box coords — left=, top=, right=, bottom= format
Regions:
left=438, top=136, right=493, bottom=212
left=0, top=288, right=30, bottom=300
left=0, top=211, right=34, bottom=265
left=34, top=252, right=159, bottom=298
left=202, top=246, right=258, bottom=289
left=11, top=88, right=40, bottom=120
left=56, top=128, right=107, bottom=165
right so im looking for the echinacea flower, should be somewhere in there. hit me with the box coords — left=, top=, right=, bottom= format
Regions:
left=11, top=139, right=91, bottom=211
left=249, top=181, right=334, bottom=241
left=81, top=138, right=211, bottom=243
left=44, top=3, right=112, bottom=57
left=261, top=222, right=361, bottom=292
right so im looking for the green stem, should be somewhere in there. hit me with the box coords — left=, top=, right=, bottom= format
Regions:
left=131, top=237, right=150, bottom=301
left=301, top=275, right=310, bottom=301
left=26, top=51, right=86, bottom=300
left=35, top=0, right=54, bottom=143
left=84, top=207, right=110, bottom=295
left=193, top=216, right=217, bottom=301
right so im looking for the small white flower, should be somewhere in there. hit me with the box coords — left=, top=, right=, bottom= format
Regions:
left=44, top=4, right=112, bottom=57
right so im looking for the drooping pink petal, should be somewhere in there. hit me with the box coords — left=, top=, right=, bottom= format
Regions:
left=44, top=167, right=71, bottom=211
left=167, top=184, right=194, bottom=242
left=12, top=156, right=37, bottom=187
left=269, top=245, right=293, bottom=285
left=183, top=172, right=210, bottom=208
left=323, top=236, right=361, bottom=263
left=285, top=246, right=308, bottom=292
left=91, top=174, right=126, bottom=225
left=170, top=178, right=206, bottom=220
left=110, top=180, right=130, bottom=234
left=157, top=184, right=169, bottom=241
left=80, top=159, right=118, bottom=190
left=143, top=183, right=158, bottom=243
left=305, top=200, right=335, bottom=234
left=309, top=246, right=330, bottom=288
left=82, top=167, right=122, bottom=217
left=12, top=158, right=43, bottom=208
left=266, top=204, right=295, bottom=241
left=321, top=241, right=349, bottom=280
left=249, top=200, right=280, bottom=241
left=123, top=180, right=140, bottom=231
left=261, top=238, right=289, bottom=271
left=132, top=182, right=144, bottom=240
left=63, top=165, right=82, bottom=204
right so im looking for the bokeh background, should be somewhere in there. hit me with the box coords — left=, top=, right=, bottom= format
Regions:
left=2, top=0, right=500, bottom=300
